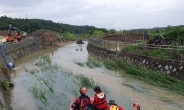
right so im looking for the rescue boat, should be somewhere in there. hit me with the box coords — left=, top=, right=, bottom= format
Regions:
left=76, top=40, right=84, bottom=44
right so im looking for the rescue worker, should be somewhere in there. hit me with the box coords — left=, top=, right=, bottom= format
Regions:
left=50, top=38, right=52, bottom=45
left=133, top=103, right=141, bottom=110
left=93, top=86, right=108, bottom=110
left=107, top=100, right=123, bottom=110
left=72, top=87, right=92, bottom=110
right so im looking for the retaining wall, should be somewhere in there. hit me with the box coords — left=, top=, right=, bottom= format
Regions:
left=0, top=38, right=42, bottom=110
left=87, top=43, right=184, bottom=81
left=0, top=30, right=60, bottom=109
left=0, top=38, right=42, bottom=67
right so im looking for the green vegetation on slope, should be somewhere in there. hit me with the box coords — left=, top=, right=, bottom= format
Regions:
left=149, top=26, right=184, bottom=45
left=121, top=45, right=184, bottom=60
left=75, top=56, right=184, bottom=95
left=107, top=59, right=184, bottom=95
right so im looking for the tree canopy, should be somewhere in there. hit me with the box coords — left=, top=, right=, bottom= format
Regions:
left=0, top=15, right=108, bottom=34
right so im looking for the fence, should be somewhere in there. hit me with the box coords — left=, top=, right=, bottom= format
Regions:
left=88, top=37, right=132, bottom=51
left=101, top=34, right=150, bottom=43
left=88, top=37, right=184, bottom=62
left=26, top=30, right=61, bottom=42
left=138, top=44, right=184, bottom=49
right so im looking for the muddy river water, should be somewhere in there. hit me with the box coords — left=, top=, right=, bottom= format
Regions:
left=10, top=41, right=184, bottom=110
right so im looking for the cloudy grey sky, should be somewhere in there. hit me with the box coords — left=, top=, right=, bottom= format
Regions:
left=0, top=0, right=183, bottom=30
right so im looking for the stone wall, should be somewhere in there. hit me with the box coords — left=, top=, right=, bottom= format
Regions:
left=87, top=43, right=184, bottom=81
left=0, top=42, right=42, bottom=67
left=0, top=68, right=11, bottom=110
left=0, top=41, right=42, bottom=110
left=0, top=31, right=59, bottom=109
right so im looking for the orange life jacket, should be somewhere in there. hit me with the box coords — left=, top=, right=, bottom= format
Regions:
left=76, top=96, right=90, bottom=110
left=94, top=92, right=107, bottom=109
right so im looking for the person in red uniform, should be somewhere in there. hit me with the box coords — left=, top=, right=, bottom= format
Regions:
left=93, top=86, right=108, bottom=110
left=133, top=102, right=141, bottom=110
left=71, top=87, right=92, bottom=110
left=50, top=38, right=52, bottom=45
left=106, top=99, right=123, bottom=110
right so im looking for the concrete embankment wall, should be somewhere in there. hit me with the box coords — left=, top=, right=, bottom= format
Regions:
left=0, top=38, right=42, bottom=66
left=0, top=30, right=60, bottom=109
left=4, top=42, right=42, bottom=65
left=87, top=42, right=184, bottom=82
left=0, top=38, right=42, bottom=110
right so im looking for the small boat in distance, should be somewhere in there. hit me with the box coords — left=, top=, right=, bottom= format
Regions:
left=76, top=40, right=84, bottom=44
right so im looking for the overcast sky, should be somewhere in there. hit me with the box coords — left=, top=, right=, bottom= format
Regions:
left=0, top=0, right=183, bottom=30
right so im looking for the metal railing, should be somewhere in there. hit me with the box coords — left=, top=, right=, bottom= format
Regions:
left=88, top=37, right=184, bottom=61
left=138, top=44, right=184, bottom=49
left=137, top=44, right=184, bottom=61
left=88, top=37, right=132, bottom=51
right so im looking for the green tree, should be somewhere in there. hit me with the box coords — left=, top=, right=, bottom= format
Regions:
left=91, top=30, right=105, bottom=38
left=0, top=16, right=105, bottom=35
left=154, top=28, right=160, bottom=33
left=109, top=29, right=116, bottom=34
left=166, top=25, right=172, bottom=31
left=61, top=31, right=76, bottom=41
left=165, top=27, right=184, bottom=44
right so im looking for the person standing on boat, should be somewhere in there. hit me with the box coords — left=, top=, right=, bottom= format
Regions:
left=93, top=86, right=108, bottom=110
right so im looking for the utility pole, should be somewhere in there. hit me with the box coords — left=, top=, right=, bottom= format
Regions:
left=26, top=14, right=31, bottom=34
left=143, top=29, right=144, bottom=41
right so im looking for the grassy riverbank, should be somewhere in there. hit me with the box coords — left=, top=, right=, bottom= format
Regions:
left=105, top=59, right=184, bottom=95
left=75, top=56, right=184, bottom=96
left=122, top=45, right=184, bottom=60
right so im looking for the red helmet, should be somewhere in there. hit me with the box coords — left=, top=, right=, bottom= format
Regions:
left=80, top=87, right=87, bottom=94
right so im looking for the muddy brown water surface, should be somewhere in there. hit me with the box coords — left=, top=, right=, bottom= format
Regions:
left=10, top=41, right=184, bottom=110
